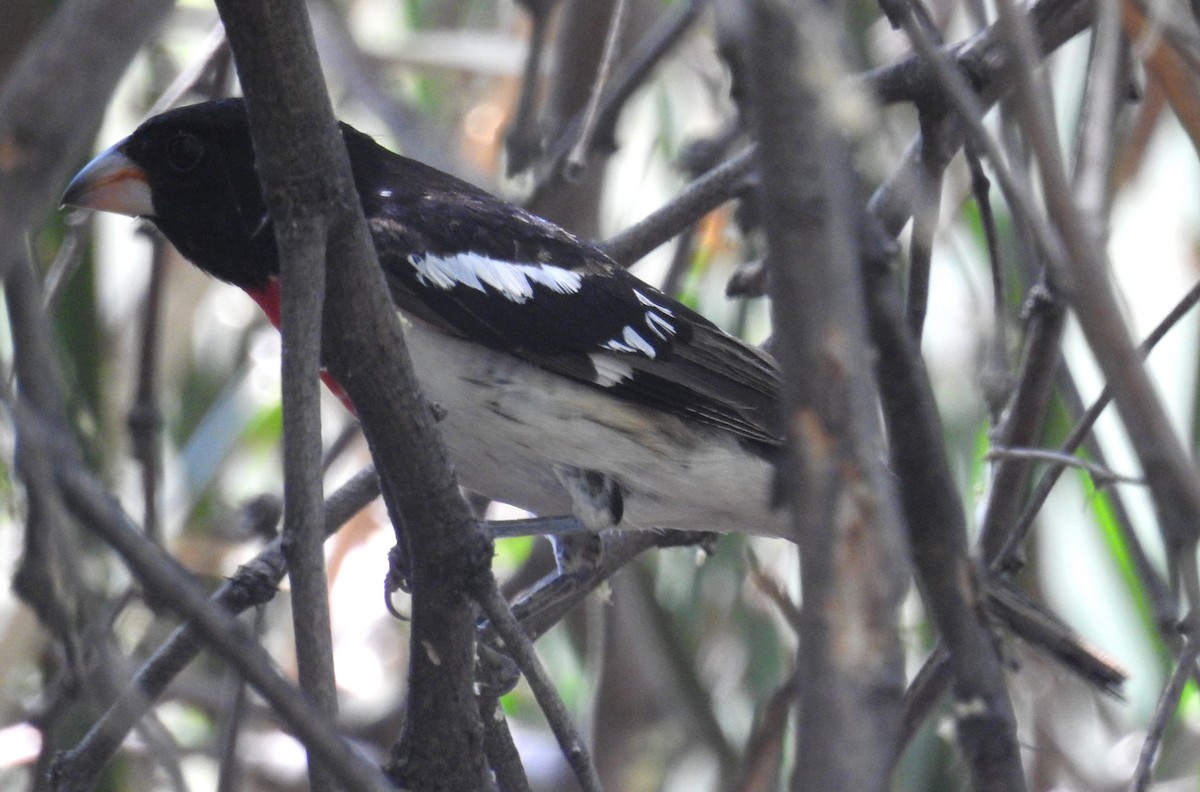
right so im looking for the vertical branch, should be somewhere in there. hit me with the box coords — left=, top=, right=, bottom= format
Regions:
left=504, top=0, right=561, bottom=174
left=129, top=238, right=167, bottom=543
left=864, top=238, right=1029, bottom=792
left=740, top=0, right=909, bottom=789
left=994, top=0, right=1200, bottom=594
left=208, top=4, right=338, bottom=789
left=565, top=0, right=629, bottom=175
left=906, top=115, right=949, bottom=344
left=212, top=3, right=494, bottom=789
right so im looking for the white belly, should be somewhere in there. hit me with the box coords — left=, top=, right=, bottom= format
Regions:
left=401, top=318, right=787, bottom=537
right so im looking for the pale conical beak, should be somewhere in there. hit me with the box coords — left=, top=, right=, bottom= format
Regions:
left=61, top=142, right=154, bottom=217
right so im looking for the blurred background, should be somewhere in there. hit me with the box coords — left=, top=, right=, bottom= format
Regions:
left=2, top=0, right=1200, bottom=789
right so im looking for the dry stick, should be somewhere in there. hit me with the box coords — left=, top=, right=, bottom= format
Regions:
left=210, top=9, right=340, bottom=789
left=746, top=1, right=910, bottom=790
left=600, top=146, right=757, bottom=265
left=984, top=447, right=1142, bottom=486
left=474, top=582, right=605, bottom=792
left=906, top=112, right=948, bottom=344
left=53, top=468, right=391, bottom=792
left=505, top=0, right=561, bottom=175
left=213, top=607, right=265, bottom=792
left=1128, top=621, right=1200, bottom=792
left=966, top=144, right=1014, bottom=423
left=50, top=467, right=380, bottom=788
left=997, top=278, right=1200, bottom=568
left=729, top=674, right=799, bottom=792
left=129, top=238, right=167, bottom=543
left=566, top=0, right=629, bottom=177
left=996, top=0, right=1200, bottom=597
left=1054, top=371, right=1178, bottom=630
left=216, top=4, right=499, bottom=788
left=41, top=213, right=89, bottom=312
left=605, top=0, right=1091, bottom=273
left=983, top=574, right=1127, bottom=692
left=897, top=276, right=1200, bottom=756
left=129, top=5, right=233, bottom=549
left=480, top=691, right=533, bottom=792
left=530, top=0, right=707, bottom=197
left=975, top=286, right=1067, bottom=569
left=145, top=22, right=229, bottom=117
left=1071, top=0, right=1124, bottom=224
left=864, top=235, right=1028, bottom=792
left=880, top=0, right=950, bottom=345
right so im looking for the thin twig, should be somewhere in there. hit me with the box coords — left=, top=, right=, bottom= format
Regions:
left=479, top=692, right=533, bottom=792
left=997, top=0, right=1200, bottom=598
left=214, top=607, right=265, bottom=792
left=50, top=468, right=379, bottom=788
left=474, top=580, right=605, bottom=792
left=976, top=283, right=1067, bottom=564
left=529, top=0, right=707, bottom=193
left=41, top=214, right=90, bottom=311
left=53, top=467, right=391, bottom=792
left=996, top=277, right=1200, bottom=568
left=145, top=22, right=229, bottom=116
left=906, top=112, right=948, bottom=344
left=1071, top=0, right=1124, bottom=223
left=128, top=237, right=167, bottom=543
left=965, top=143, right=1013, bottom=422
left=566, top=0, right=628, bottom=177
left=600, top=146, right=757, bottom=266
left=214, top=11, right=341, bottom=787
left=984, top=446, right=1143, bottom=486
left=504, top=0, right=561, bottom=175
left=1128, top=616, right=1200, bottom=792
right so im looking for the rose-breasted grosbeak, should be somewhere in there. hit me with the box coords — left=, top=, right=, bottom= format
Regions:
left=63, top=99, right=785, bottom=539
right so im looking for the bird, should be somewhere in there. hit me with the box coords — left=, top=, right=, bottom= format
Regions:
left=62, top=98, right=787, bottom=541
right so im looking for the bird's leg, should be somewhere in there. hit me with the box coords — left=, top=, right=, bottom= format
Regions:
left=484, top=464, right=622, bottom=610
left=523, top=465, right=624, bottom=629
left=472, top=468, right=617, bottom=684
left=485, top=515, right=590, bottom=539
left=479, top=524, right=717, bottom=683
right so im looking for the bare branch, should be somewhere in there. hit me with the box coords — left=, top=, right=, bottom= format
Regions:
left=51, top=469, right=379, bottom=788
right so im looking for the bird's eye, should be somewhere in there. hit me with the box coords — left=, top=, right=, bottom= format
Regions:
left=165, top=133, right=204, bottom=173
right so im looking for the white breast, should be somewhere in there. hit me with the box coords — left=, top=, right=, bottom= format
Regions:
left=399, top=316, right=788, bottom=538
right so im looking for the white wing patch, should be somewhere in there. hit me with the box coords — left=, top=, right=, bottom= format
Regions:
left=634, top=289, right=675, bottom=317
left=598, top=290, right=680, bottom=359
left=411, top=252, right=583, bottom=303
left=603, top=325, right=658, bottom=358
left=588, top=353, right=634, bottom=386
left=645, top=311, right=675, bottom=339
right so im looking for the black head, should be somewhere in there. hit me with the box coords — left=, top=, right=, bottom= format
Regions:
left=64, top=99, right=279, bottom=289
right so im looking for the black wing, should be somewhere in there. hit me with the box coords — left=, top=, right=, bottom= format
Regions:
left=345, top=126, right=781, bottom=448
